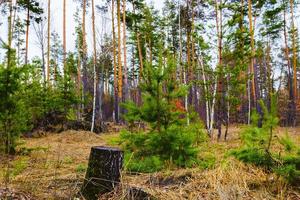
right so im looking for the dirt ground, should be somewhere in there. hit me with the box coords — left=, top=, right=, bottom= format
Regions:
left=0, top=126, right=299, bottom=200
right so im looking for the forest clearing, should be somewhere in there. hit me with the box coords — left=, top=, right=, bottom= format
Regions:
left=1, top=0, right=300, bottom=199
left=0, top=126, right=299, bottom=199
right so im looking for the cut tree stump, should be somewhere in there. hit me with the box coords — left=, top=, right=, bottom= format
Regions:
left=80, top=146, right=124, bottom=200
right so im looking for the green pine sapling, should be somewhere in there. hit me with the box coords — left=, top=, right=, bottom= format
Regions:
left=121, top=52, right=206, bottom=172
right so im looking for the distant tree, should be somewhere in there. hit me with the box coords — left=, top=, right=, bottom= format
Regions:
left=18, top=0, right=43, bottom=64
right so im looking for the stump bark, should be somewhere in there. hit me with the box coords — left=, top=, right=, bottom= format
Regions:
left=80, top=146, right=123, bottom=200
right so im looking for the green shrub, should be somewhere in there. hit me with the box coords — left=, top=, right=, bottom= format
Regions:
left=231, top=95, right=300, bottom=185
left=124, top=153, right=163, bottom=173
left=76, top=163, right=87, bottom=173
left=120, top=54, right=206, bottom=172
left=198, top=153, right=216, bottom=170
left=11, top=157, right=29, bottom=177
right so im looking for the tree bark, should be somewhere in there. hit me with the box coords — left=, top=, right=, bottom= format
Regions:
left=25, top=1, right=30, bottom=65
left=81, top=146, right=124, bottom=200
left=112, top=0, right=119, bottom=123
left=117, top=0, right=123, bottom=99
left=290, top=0, right=298, bottom=126
left=247, top=0, right=257, bottom=108
left=47, top=0, right=51, bottom=83
left=63, top=0, right=66, bottom=70
left=123, top=0, right=129, bottom=101
left=91, top=0, right=97, bottom=132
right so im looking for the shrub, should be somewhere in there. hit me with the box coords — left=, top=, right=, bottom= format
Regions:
left=120, top=53, right=206, bottom=172
left=231, top=95, right=300, bottom=185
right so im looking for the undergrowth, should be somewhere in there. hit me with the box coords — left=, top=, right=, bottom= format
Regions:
left=231, top=95, right=300, bottom=185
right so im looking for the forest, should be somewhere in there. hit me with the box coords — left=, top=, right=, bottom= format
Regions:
left=0, top=0, right=300, bottom=199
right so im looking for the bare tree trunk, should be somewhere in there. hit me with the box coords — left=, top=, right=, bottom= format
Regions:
left=215, top=0, right=224, bottom=140
left=178, top=0, right=183, bottom=84
left=25, top=2, right=30, bottom=65
left=290, top=0, right=298, bottom=126
left=185, top=0, right=190, bottom=125
left=81, top=0, right=87, bottom=116
left=283, top=1, right=294, bottom=126
left=122, top=0, right=128, bottom=101
left=63, top=0, right=66, bottom=70
left=247, top=0, right=257, bottom=109
left=47, top=0, right=51, bottom=83
left=112, top=0, right=119, bottom=123
left=7, top=0, right=13, bottom=68
left=91, top=0, right=97, bottom=132
left=210, top=81, right=218, bottom=138
left=117, top=0, right=122, bottom=100
left=136, top=33, right=143, bottom=80
left=198, top=54, right=210, bottom=135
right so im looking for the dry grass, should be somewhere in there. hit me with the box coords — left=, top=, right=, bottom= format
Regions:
left=0, top=127, right=299, bottom=200
left=0, top=130, right=116, bottom=199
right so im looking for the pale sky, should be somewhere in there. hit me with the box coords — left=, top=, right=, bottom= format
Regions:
left=0, top=0, right=299, bottom=73
left=0, top=0, right=164, bottom=61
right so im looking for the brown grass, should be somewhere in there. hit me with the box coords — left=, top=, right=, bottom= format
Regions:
left=0, top=127, right=299, bottom=200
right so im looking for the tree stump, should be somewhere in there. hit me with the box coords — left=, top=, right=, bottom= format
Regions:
left=80, top=146, right=124, bottom=200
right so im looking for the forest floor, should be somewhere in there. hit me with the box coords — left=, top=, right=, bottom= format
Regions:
left=0, top=126, right=300, bottom=200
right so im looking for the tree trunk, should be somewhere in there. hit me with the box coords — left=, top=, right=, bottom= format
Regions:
left=117, top=0, right=123, bottom=99
left=63, top=0, right=66, bottom=70
left=123, top=0, right=129, bottom=101
left=47, top=0, right=51, bottom=83
left=25, top=3, right=30, bottom=65
left=247, top=0, right=257, bottom=108
left=91, top=0, right=97, bottom=132
left=7, top=0, right=13, bottom=69
left=290, top=0, right=298, bottom=126
left=82, top=0, right=87, bottom=114
left=283, top=2, right=294, bottom=126
left=112, top=0, right=119, bottom=123
left=81, top=146, right=124, bottom=200
left=215, top=0, right=224, bottom=140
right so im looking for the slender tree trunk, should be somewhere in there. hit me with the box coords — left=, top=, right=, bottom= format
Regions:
left=41, top=45, right=46, bottom=81
left=47, top=0, right=51, bottom=83
left=210, top=81, right=218, bottom=138
left=123, top=0, right=128, bottom=101
left=112, top=0, right=119, bottom=123
left=290, top=0, right=298, bottom=126
left=266, top=44, right=272, bottom=107
left=7, top=0, right=13, bottom=69
left=4, top=0, right=14, bottom=187
left=283, top=4, right=291, bottom=92
left=247, top=0, right=257, bottom=108
left=91, top=0, right=97, bottom=132
left=81, top=0, right=87, bottom=115
left=25, top=2, right=30, bottom=65
left=77, top=52, right=81, bottom=120
left=117, top=0, right=122, bottom=100
left=63, top=0, right=66, bottom=70
left=178, top=0, right=183, bottom=84
left=283, top=2, right=294, bottom=125
left=198, top=53, right=210, bottom=135
left=225, top=75, right=230, bottom=140
left=136, top=32, right=143, bottom=80
left=215, top=0, right=224, bottom=140
left=185, top=0, right=190, bottom=125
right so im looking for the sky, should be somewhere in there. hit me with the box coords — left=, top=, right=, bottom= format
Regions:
left=0, top=0, right=164, bottom=61
left=0, top=0, right=299, bottom=70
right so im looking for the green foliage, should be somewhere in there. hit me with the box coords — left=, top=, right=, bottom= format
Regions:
left=76, top=163, right=87, bottom=173
left=124, top=153, right=163, bottom=173
left=0, top=45, right=79, bottom=155
left=231, top=95, right=300, bottom=185
left=11, top=157, right=29, bottom=177
left=198, top=153, right=216, bottom=170
left=0, top=61, right=28, bottom=154
left=121, top=55, right=206, bottom=172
